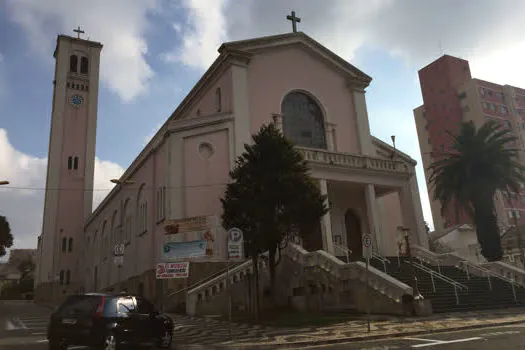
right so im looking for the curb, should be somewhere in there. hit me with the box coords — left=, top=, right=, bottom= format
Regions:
left=221, top=318, right=525, bottom=349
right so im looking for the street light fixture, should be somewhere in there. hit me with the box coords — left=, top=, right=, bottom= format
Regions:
left=110, top=179, right=135, bottom=185
left=0, top=181, right=9, bottom=185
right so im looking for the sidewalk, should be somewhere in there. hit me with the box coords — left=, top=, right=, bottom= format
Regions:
left=170, top=308, right=525, bottom=349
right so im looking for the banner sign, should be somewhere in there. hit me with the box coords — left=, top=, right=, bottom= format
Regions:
left=162, top=239, right=207, bottom=260
left=164, top=216, right=215, bottom=235
left=156, top=262, right=190, bottom=279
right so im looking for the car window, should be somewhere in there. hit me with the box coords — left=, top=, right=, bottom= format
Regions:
left=118, top=297, right=136, bottom=313
left=56, top=295, right=101, bottom=316
left=135, top=297, right=155, bottom=314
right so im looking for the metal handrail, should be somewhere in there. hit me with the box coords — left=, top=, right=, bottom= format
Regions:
left=458, top=260, right=520, bottom=301
left=333, top=242, right=352, bottom=263
left=371, top=252, right=389, bottom=272
left=407, top=260, right=467, bottom=305
left=412, top=246, right=443, bottom=273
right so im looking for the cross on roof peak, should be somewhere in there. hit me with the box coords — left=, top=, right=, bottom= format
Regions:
left=286, top=10, right=301, bottom=33
left=73, top=26, right=85, bottom=39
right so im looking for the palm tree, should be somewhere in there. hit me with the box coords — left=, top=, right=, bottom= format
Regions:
left=428, top=120, right=525, bottom=261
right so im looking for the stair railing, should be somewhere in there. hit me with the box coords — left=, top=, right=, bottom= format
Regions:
left=371, top=252, right=390, bottom=273
left=407, top=260, right=468, bottom=305
left=332, top=241, right=352, bottom=263
left=458, top=260, right=520, bottom=301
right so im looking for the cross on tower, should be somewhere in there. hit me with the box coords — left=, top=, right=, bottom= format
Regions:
left=73, top=26, right=85, bottom=39
left=286, top=10, right=301, bottom=33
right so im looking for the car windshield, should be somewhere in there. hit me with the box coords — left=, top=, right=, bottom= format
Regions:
left=56, top=295, right=101, bottom=316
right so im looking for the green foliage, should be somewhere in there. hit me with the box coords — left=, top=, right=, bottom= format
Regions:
left=17, top=259, right=35, bottom=280
left=428, top=120, right=525, bottom=261
left=0, top=216, right=13, bottom=258
left=221, top=123, right=328, bottom=298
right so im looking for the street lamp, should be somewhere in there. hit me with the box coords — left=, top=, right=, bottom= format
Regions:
left=398, top=225, right=423, bottom=300
left=110, top=179, right=135, bottom=185
left=0, top=180, right=9, bottom=185
left=390, top=135, right=396, bottom=159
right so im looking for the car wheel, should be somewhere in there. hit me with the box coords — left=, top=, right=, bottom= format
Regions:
left=48, top=338, right=68, bottom=350
left=102, top=333, right=118, bottom=350
left=157, top=330, right=172, bottom=349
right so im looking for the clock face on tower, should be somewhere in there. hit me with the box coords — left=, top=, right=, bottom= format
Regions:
left=70, top=95, right=84, bottom=107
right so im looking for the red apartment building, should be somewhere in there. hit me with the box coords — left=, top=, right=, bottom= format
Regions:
left=414, top=55, right=525, bottom=233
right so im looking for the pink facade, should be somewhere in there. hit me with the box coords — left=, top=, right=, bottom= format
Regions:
left=38, top=32, right=428, bottom=301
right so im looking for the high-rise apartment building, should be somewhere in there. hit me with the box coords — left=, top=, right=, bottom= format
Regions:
left=414, top=55, right=525, bottom=233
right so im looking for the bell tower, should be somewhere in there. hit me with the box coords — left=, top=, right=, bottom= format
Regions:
left=35, top=28, right=102, bottom=301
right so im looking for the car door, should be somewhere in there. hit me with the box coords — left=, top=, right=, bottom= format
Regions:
left=116, top=297, right=144, bottom=343
left=134, top=297, right=157, bottom=340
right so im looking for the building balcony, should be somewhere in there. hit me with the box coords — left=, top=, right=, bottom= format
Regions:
left=297, top=147, right=411, bottom=177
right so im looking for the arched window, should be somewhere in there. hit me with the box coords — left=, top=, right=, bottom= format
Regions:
left=80, top=57, right=89, bottom=74
left=73, top=157, right=79, bottom=170
left=59, top=270, right=64, bottom=285
left=61, top=237, right=67, bottom=252
left=66, top=270, right=71, bottom=285
left=67, top=156, right=73, bottom=170
left=216, top=87, right=222, bottom=112
left=281, top=91, right=327, bottom=149
left=68, top=238, right=73, bottom=252
left=70, top=55, right=78, bottom=73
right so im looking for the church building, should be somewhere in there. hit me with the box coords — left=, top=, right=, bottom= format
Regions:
left=34, top=19, right=428, bottom=308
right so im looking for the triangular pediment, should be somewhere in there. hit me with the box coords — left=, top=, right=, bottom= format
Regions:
left=219, top=32, right=372, bottom=88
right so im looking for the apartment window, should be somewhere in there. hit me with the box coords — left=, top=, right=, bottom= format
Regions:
left=59, top=270, right=64, bottom=285
left=480, top=87, right=485, bottom=96
left=73, top=157, right=79, bottom=170
left=521, top=122, right=525, bottom=130
left=66, top=270, right=71, bottom=285
left=505, top=120, right=512, bottom=128
left=483, top=102, right=489, bottom=110
left=501, top=105, right=508, bottom=114
left=490, top=103, right=496, bottom=112
left=68, top=238, right=73, bottom=252
left=457, top=92, right=467, bottom=99
left=67, top=157, right=73, bottom=170
left=488, top=90, right=493, bottom=96
left=61, top=237, right=67, bottom=252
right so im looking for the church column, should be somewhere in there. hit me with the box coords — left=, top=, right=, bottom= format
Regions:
left=399, top=171, right=428, bottom=248
left=365, top=184, right=383, bottom=254
left=319, top=179, right=335, bottom=255
left=325, top=122, right=336, bottom=151
left=348, top=84, right=374, bottom=156
left=272, top=113, right=284, bottom=133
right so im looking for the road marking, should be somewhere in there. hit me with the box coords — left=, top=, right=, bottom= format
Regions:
left=31, top=332, right=46, bottom=335
left=410, top=337, right=482, bottom=348
left=36, top=340, right=48, bottom=343
left=405, top=337, right=441, bottom=342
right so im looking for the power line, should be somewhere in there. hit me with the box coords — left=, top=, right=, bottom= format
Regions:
left=0, top=183, right=230, bottom=192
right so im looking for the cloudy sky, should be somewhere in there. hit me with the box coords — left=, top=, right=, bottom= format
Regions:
left=1, top=0, right=525, bottom=258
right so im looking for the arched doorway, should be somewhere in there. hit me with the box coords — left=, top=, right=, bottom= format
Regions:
left=345, top=209, right=363, bottom=260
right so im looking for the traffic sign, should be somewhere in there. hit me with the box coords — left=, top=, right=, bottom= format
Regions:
left=113, top=243, right=125, bottom=257
left=227, top=227, right=244, bottom=261
left=228, top=227, right=243, bottom=243
left=362, top=233, right=372, bottom=258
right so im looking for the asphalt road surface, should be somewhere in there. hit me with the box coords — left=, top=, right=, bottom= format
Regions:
left=288, top=324, right=525, bottom=349
left=3, top=300, right=525, bottom=349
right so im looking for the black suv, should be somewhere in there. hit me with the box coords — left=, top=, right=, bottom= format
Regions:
left=47, top=293, right=173, bottom=349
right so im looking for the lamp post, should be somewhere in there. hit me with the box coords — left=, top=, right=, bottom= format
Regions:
left=398, top=226, right=423, bottom=300
left=0, top=181, right=9, bottom=185
left=390, top=136, right=396, bottom=160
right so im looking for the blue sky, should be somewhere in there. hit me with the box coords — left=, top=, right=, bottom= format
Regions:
left=2, top=0, right=525, bottom=253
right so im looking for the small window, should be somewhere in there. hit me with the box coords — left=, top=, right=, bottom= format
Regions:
left=491, top=104, right=496, bottom=112
left=66, top=270, right=71, bottom=285
left=59, top=270, right=64, bottom=285
left=70, top=55, right=78, bottom=73
left=480, top=87, right=485, bottom=95
left=118, top=298, right=136, bottom=313
left=68, top=238, right=73, bottom=252
left=505, top=120, right=512, bottom=128
left=67, top=157, right=73, bottom=170
left=62, top=237, right=67, bottom=252
left=74, top=157, right=79, bottom=170
left=501, top=105, right=508, bottom=114
left=215, top=87, right=222, bottom=112
left=80, top=57, right=89, bottom=74
left=458, top=92, right=467, bottom=99
left=488, top=90, right=493, bottom=96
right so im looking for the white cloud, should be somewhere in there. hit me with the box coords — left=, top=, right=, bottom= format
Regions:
left=5, top=0, right=156, bottom=102
left=0, top=129, right=124, bottom=255
left=143, top=122, right=164, bottom=147
left=162, top=0, right=229, bottom=70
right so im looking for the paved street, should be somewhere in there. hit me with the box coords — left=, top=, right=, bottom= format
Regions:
left=286, top=324, right=525, bottom=349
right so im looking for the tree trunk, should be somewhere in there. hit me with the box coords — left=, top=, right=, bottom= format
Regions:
left=268, top=246, right=277, bottom=306
left=474, top=198, right=503, bottom=261
left=252, top=255, right=259, bottom=320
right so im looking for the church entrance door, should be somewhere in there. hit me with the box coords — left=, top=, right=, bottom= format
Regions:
left=345, top=209, right=363, bottom=260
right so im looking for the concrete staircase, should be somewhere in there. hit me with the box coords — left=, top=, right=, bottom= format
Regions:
left=370, top=252, right=525, bottom=313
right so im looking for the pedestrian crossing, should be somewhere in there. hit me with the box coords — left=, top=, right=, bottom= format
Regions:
left=4, top=316, right=49, bottom=335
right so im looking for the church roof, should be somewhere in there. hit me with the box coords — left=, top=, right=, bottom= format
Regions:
left=219, top=32, right=372, bottom=87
